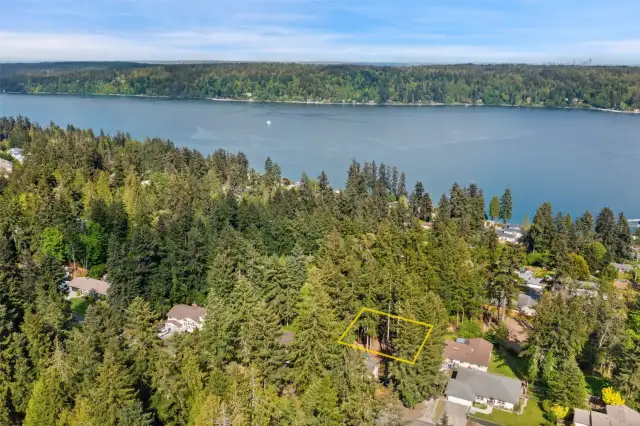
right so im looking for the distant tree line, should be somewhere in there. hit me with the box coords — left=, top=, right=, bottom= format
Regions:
left=3, top=62, right=640, bottom=110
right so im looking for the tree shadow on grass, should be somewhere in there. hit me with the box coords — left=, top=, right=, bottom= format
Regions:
left=492, top=349, right=528, bottom=380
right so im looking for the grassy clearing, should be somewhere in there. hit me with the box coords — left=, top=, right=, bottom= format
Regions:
left=473, top=392, right=553, bottom=426
left=488, top=349, right=528, bottom=380
left=70, top=297, right=92, bottom=316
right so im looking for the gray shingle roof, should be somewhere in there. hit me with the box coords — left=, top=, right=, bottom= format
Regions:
left=445, top=369, right=521, bottom=404
left=446, top=377, right=477, bottom=401
left=591, top=410, right=611, bottom=426
left=611, top=263, right=634, bottom=272
left=606, top=405, right=640, bottom=426
left=518, top=291, right=540, bottom=308
left=573, top=408, right=591, bottom=425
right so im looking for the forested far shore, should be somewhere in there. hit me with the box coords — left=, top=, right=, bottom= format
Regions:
left=3, top=62, right=640, bottom=111
left=1, top=115, right=639, bottom=425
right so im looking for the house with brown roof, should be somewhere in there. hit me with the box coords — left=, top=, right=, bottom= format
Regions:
left=159, top=304, right=207, bottom=337
left=443, top=338, right=493, bottom=372
left=68, top=277, right=110, bottom=297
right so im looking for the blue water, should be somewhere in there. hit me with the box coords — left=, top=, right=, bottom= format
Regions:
left=1, top=93, right=639, bottom=221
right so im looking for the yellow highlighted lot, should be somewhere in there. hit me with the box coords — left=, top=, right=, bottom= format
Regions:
left=337, top=307, right=434, bottom=365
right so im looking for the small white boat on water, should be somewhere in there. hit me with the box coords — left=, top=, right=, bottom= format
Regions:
left=266, top=120, right=272, bottom=126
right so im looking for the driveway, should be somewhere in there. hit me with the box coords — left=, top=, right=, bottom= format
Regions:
left=443, top=401, right=468, bottom=426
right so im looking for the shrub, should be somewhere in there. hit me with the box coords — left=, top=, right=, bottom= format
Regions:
left=602, top=387, right=625, bottom=406
left=88, top=264, right=106, bottom=279
left=541, top=400, right=568, bottom=420
left=527, top=251, right=552, bottom=267
left=551, top=405, right=569, bottom=419
left=568, top=253, right=590, bottom=280
left=458, top=319, right=483, bottom=338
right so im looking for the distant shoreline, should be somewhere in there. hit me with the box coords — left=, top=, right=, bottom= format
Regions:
left=3, top=91, right=640, bottom=114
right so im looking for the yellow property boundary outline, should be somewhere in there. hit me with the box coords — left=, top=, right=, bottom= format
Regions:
left=337, top=307, right=434, bottom=365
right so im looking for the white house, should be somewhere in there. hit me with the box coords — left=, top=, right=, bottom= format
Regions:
left=159, top=304, right=207, bottom=337
left=443, top=338, right=493, bottom=372
left=445, top=369, right=522, bottom=411
left=8, top=148, right=24, bottom=163
left=496, top=225, right=523, bottom=244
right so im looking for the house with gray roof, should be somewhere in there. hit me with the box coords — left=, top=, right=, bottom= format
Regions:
left=8, top=148, right=24, bottom=163
left=517, top=289, right=541, bottom=316
left=574, top=405, right=640, bottom=426
left=445, top=369, right=522, bottom=411
left=611, top=262, right=634, bottom=273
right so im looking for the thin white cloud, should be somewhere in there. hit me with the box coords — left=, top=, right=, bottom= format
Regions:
left=0, top=30, right=575, bottom=62
left=585, top=39, right=640, bottom=54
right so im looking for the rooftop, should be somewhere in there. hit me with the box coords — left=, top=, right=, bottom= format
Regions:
left=280, top=331, right=294, bottom=345
left=167, top=304, right=207, bottom=323
left=443, top=338, right=493, bottom=368
left=606, top=404, right=640, bottom=426
left=446, top=368, right=521, bottom=405
left=611, top=262, right=634, bottom=272
left=69, top=277, right=110, bottom=295
left=572, top=405, right=640, bottom=426
left=518, top=289, right=541, bottom=308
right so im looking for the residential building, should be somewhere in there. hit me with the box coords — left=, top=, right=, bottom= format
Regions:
left=611, top=262, right=634, bottom=274
left=8, top=148, right=24, bottom=163
left=68, top=277, right=110, bottom=296
left=443, top=338, right=493, bottom=372
left=517, top=290, right=540, bottom=316
left=0, top=158, right=12, bottom=175
left=573, top=405, right=640, bottom=426
left=496, top=225, right=523, bottom=244
left=160, top=304, right=207, bottom=336
left=516, top=270, right=545, bottom=291
left=445, top=369, right=522, bottom=411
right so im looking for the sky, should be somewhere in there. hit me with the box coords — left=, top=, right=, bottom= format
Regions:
left=2, top=0, right=640, bottom=64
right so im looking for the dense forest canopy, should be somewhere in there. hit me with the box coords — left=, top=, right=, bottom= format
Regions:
left=0, top=115, right=638, bottom=425
left=3, top=62, right=640, bottom=110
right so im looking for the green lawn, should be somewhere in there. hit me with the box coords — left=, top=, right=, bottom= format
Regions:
left=70, top=297, right=92, bottom=316
left=472, top=393, right=553, bottom=426
left=488, top=349, right=528, bottom=380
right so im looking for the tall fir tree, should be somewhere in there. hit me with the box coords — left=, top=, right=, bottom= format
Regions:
left=499, top=187, right=513, bottom=223
left=287, top=272, right=342, bottom=391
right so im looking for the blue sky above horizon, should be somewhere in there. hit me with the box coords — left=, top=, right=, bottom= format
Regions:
left=3, top=0, right=640, bottom=64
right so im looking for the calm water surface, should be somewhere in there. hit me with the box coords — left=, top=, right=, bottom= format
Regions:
left=1, top=93, right=639, bottom=221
